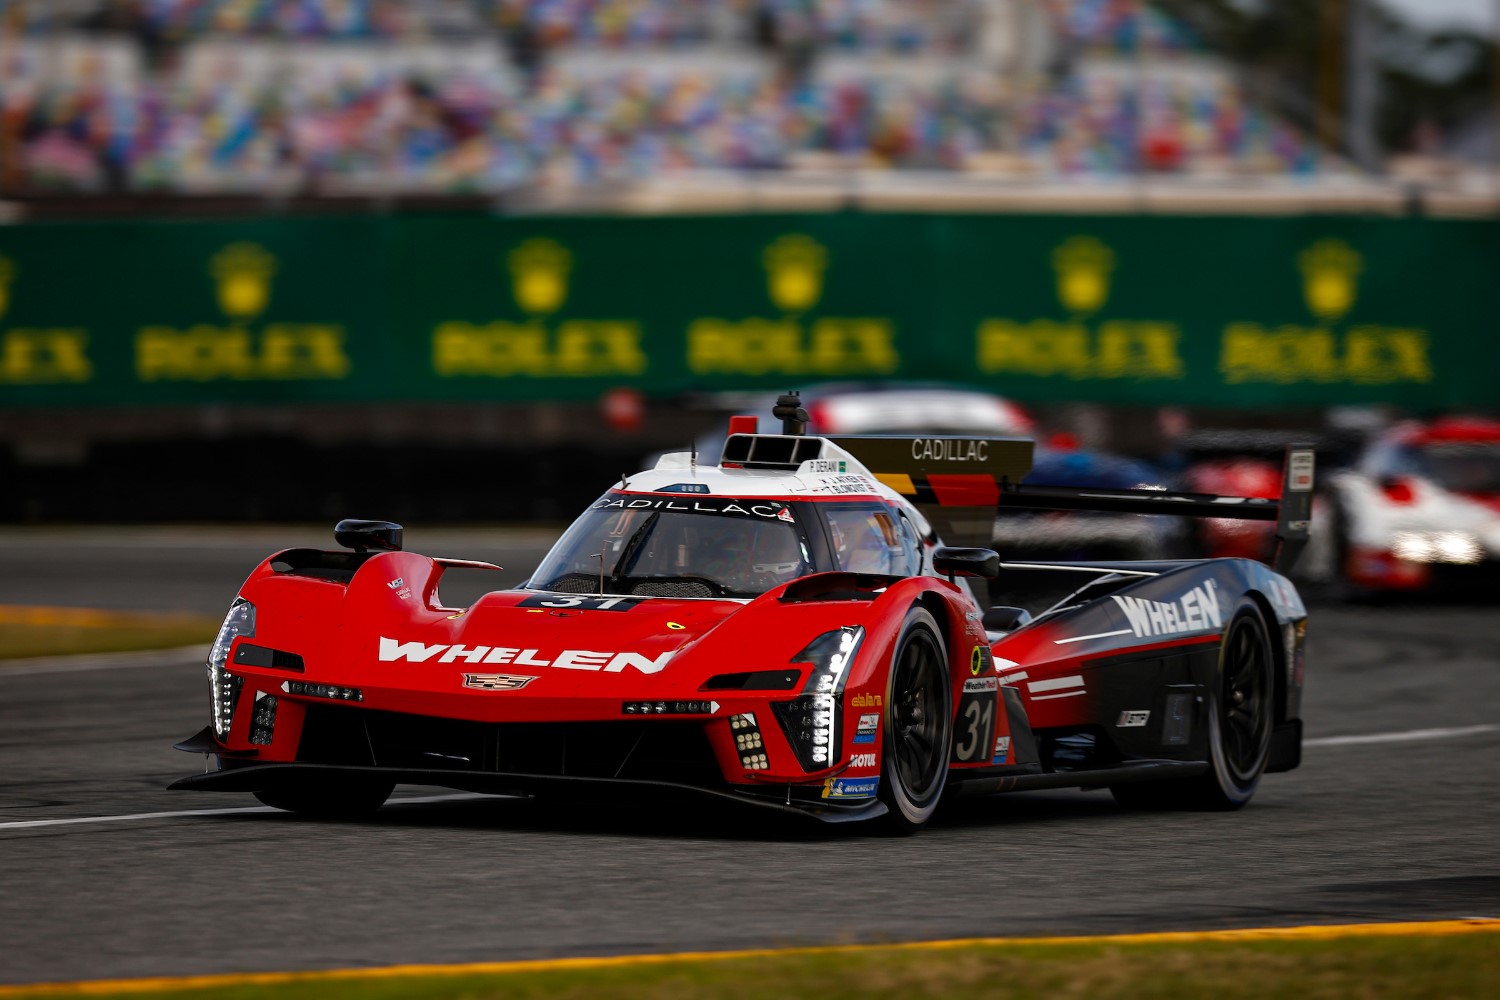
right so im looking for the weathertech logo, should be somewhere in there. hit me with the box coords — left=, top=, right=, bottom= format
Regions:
left=1112, top=581, right=1222, bottom=638
left=380, top=638, right=674, bottom=674
left=463, top=673, right=536, bottom=691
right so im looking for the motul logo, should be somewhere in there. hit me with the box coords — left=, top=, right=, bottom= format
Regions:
left=378, top=637, right=675, bottom=674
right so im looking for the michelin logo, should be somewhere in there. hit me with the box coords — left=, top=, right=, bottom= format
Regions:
left=379, top=638, right=674, bottom=674
left=1112, top=581, right=1222, bottom=638
left=822, top=776, right=879, bottom=799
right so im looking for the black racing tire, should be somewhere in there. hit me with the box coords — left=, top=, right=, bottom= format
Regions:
left=253, top=778, right=394, bottom=819
left=1112, top=598, right=1275, bottom=811
left=878, top=607, right=953, bottom=833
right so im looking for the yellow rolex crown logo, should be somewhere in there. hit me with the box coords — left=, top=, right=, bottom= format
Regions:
left=508, top=238, right=572, bottom=315
left=1052, top=236, right=1115, bottom=314
left=209, top=243, right=277, bottom=319
left=1298, top=239, right=1362, bottom=322
left=0, top=256, right=14, bottom=319
left=763, top=234, right=828, bottom=312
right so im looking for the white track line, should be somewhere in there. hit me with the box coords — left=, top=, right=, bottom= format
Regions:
left=1304, top=724, right=1498, bottom=748
left=0, top=646, right=205, bottom=677
left=0, top=792, right=496, bottom=831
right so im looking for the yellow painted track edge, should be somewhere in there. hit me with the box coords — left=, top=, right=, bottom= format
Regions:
left=3, top=918, right=1497, bottom=997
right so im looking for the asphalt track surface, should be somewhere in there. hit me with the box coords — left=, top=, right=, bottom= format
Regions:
left=2, top=527, right=1499, bottom=986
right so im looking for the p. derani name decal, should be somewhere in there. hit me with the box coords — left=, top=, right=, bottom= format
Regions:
left=1112, top=580, right=1222, bottom=638
left=380, top=637, right=674, bottom=674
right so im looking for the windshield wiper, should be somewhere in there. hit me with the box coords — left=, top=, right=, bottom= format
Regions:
left=608, top=511, right=660, bottom=589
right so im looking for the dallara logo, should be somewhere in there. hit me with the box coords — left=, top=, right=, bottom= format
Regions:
left=210, top=243, right=277, bottom=319
left=508, top=237, right=571, bottom=315
left=1052, top=236, right=1115, bottom=315
left=763, top=234, right=827, bottom=312
left=1298, top=238, right=1361, bottom=322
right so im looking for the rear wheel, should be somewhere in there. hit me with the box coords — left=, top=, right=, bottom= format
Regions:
left=254, top=778, right=394, bottom=819
left=1112, top=598, right=1274, bottom=810
left=879, top=608, right=952, bottom=833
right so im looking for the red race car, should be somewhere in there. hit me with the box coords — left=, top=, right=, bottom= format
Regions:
left=173, top=394, right=1312, bottom=831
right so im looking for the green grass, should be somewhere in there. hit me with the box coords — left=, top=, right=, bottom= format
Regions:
left=0, top=608, right=217, bottom=660
left=7, top=931, right=1497, bottom=1000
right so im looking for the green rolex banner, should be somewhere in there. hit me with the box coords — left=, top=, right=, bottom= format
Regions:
left=0, top=213, right=1494, bottom=409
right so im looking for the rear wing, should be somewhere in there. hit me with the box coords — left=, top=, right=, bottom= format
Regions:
left=830, top=435, right=1316, bottom=574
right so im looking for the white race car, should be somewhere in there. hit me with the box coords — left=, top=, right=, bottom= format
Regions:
left=1311, top=417, right=1500, bottom=596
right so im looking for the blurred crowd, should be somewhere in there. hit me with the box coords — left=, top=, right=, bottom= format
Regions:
left=0, top=0, right=1320, bottom=194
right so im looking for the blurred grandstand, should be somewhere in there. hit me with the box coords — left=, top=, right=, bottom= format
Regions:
left=2, top=0, right=1493, bottom=213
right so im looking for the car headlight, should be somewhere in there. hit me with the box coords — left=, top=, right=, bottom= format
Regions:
left=771, top=626, right=864, bottom=771
left=1391, top=530, right=1483, bottom=565
left=207, top=598, right=255, bottom=738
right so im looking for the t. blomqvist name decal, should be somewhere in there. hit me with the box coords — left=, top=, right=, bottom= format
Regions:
left=1112, top=580, right=1222, bottom=638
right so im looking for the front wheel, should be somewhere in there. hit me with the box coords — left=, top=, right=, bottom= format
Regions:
left=1113, top=598, right=1274, bottom=810
left=254, top=777, right=394, bottom=819
left=879, top=607, right=952, bottom=833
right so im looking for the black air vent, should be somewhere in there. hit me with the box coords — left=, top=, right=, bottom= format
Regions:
left=295, top=706, right=723, bottom=785
left=232, top=644, right=306, bottom=673
left=269, top=548, right=373, bottom=583
left=721, top=434, right=825, bottom=470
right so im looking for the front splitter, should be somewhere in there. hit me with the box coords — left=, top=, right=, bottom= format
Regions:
left=168, top=761, right=888, bottom=824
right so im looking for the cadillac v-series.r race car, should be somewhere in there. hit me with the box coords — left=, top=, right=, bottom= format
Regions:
left=172, top=395, right=1313, bottom=831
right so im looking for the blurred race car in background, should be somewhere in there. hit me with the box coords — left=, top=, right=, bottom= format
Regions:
left=661, top=382, right=1033, bottom=467
left=995, top=439, right=1189, bottom=563
left=1173, top=430, right=1316, bottom=563
left=1311, top=416, right=1500, bottom=596
left=799, top=381, right=1035, bottom=438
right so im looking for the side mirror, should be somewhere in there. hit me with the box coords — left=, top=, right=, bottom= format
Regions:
left=334, top=519, right=404, bottom=553
left=983, top=605, right=1033, bottom=632
left=932, top=546, right=1000, bottom=580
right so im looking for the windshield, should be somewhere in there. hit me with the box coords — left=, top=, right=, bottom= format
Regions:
left=528, top=496, right=813, bottom=599
left=1422, top=443, right=1500, bottom=494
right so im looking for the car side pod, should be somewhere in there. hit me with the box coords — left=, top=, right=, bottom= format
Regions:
left=333, top=519, right=404, bottom=553
left=933, top=546, right=1000, bottom=581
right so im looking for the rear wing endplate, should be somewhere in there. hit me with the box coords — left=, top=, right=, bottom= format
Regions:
left=1272, top=444, right=1316, bottom=574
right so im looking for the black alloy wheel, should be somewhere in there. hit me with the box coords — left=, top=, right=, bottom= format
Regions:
left=880, top=607, right=952, bottom=832
left=1113, top=598, right=1275, bottom=811
left=1219, top=604, right=1274, bottom=788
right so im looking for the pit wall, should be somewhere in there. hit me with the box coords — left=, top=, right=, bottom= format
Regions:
left=1, top=213, right=1494, bottom=410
